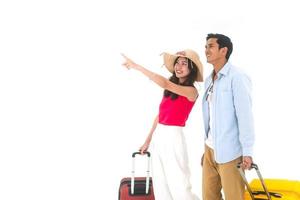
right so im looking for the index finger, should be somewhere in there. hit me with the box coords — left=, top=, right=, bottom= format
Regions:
left=121, top=53, right=129, bottom=60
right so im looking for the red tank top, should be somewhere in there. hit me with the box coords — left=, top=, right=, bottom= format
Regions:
left=158, top=95, right=195, bottom=127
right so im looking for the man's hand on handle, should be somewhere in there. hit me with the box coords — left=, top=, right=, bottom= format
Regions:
left=242, top=156, right=253, bottom=170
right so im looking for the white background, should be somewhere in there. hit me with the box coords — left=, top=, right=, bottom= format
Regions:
left=1, top=0, right=300, bottom=199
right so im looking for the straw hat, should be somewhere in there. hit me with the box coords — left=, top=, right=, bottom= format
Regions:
left=162, top=49, right=203, bottom=82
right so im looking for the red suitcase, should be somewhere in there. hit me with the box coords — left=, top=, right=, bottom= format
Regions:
left=118, top=152, right=155, bottom=200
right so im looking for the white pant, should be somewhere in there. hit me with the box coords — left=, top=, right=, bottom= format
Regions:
left=150, top=124, right=199, bottom=200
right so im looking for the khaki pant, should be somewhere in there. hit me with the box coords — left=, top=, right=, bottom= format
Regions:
left=202, top=145, right=245, bottom=200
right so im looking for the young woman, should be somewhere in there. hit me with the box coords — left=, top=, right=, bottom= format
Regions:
left=122, top=49, right=203, bottom=200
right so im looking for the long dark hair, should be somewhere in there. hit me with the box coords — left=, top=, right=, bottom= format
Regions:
left=163, top=57, right=198, bottom=100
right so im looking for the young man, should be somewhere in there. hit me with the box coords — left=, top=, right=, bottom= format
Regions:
left=202, top=33, right=255, bottom=200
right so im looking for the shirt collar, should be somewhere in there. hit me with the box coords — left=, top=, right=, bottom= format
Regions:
left=218, top=61, right=231, bottom=77
left=208, top=61, right=231, bottom=80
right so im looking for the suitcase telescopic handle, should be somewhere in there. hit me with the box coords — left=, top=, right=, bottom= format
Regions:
left=237, top=163, right=272, bottom=200
left=131, top=151, right=151, bottom=195
left=132, top=151, right=151, bottom=157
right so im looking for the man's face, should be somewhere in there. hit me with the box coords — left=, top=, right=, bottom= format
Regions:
left=205, top=38, right=225, bottom=65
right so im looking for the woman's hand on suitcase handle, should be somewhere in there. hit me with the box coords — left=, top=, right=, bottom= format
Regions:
left=242, top=156, right=253, bottom=170
left=139, top=139, right=151, bottom=155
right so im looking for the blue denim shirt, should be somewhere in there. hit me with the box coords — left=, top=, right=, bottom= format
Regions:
left=202, top=62, right=255, bottom=164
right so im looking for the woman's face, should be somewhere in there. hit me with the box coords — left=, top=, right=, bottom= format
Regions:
left=174, top=57, right=190, bottom=81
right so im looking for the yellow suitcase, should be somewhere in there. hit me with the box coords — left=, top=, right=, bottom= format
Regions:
left=237, top=163, right=300, bottom=200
